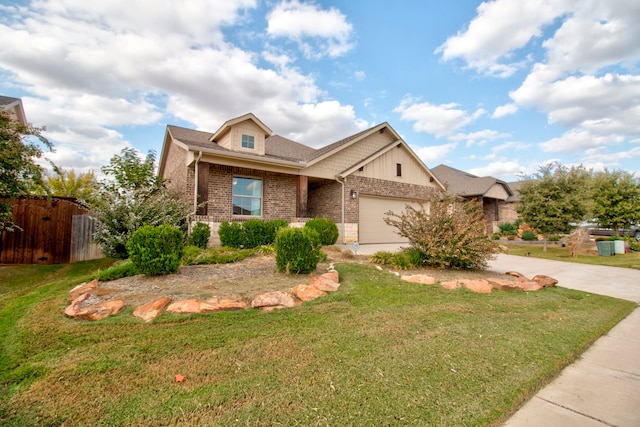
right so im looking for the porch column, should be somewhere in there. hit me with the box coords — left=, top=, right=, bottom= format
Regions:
left=196, top=162, right=210, bottom=216
left=297, top=175, right=308, bottom=218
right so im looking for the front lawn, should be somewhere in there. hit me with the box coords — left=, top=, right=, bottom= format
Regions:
left=0, top=259, right=635, bottom=426
left=504, top=242, right=640, bottom=269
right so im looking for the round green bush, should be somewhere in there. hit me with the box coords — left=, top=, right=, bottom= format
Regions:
left=521, top=230, right=536, bottom=241
left=275, top=227, right=321, bottom=274
left=126, top=224, right=184, bottom=276
left=188, top=222, right=211, bottom=249
left=218, top=221, right=244, bottom=248
left=304, top=217, right=339, bottom=245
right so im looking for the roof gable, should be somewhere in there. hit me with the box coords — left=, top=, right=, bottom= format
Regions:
left=431, top=164, right=513, bottom=199
left=210, top=112, right=272, bottom=142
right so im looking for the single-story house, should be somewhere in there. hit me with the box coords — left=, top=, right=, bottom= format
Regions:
left=431, top=164, right=520, bottom=234
left=158, top=113, right=445, bottom=245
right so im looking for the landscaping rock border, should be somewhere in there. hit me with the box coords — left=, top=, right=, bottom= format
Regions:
left=64, top=267, right=341, bottom=322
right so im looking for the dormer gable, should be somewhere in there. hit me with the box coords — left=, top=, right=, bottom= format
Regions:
left=209, top=113, right=272, bottom=156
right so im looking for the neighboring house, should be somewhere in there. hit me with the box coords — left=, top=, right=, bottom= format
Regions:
left=158, top=113, right=445, bottom=244
left=431, top=164, right=519, bottom=234
left=0, top=95, right=27, bottom=125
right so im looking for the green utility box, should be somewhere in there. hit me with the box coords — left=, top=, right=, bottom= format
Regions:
left=596, top=241, right=615, bottom=256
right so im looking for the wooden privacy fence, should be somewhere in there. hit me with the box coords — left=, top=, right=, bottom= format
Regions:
left=0, top=197, right=103, bottom=265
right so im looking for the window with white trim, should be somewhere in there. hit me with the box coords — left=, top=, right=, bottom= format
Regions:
left=241, top=134, right=255, bottom=150
left=232, top=177, right=262, bottom=216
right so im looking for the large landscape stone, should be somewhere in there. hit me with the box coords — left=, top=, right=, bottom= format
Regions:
left=532, top=274, right=558, bottom=288
left=68, top=279, right=98, bottom=302
left=309, top=275, right=340, bottom=292
left=74, top=300, right=125, bottom=321
left=322, top=270, right=339, bottom=283
left=133, top=297, right=172, bottom=322
left=291, top=284, right=327, bottom=301
left=251, top=291, right=302, bottom=309
left=401, top=274, right=437, bottom=284
left=64, top=293, right=90, bottom=317
left=166, top=299, right=202, bottom=314
left=440, top=280, right=461, bottom=290
left=460, top=279, right=492, bottom=293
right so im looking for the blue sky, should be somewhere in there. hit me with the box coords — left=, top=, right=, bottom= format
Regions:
left=1, top=0, right=639, bottom=182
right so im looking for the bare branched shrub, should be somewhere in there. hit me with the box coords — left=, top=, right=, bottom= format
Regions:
left=384, top=192, right=497, bottom=270
left=566, top=227, right=589, bottom=257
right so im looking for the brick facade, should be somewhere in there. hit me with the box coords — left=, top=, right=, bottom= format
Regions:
left=201, top=163, right=298, bottom=222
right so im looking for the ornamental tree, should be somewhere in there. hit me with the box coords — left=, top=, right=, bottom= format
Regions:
left=384, top=191, right=497, bottom=270
left=517, top=162, right=591, bottom=251
left=91, top=148, right=190, bottom=259
left=0, top=110, right=56, bottom=231
left=591, top=169, right=640, bottom=235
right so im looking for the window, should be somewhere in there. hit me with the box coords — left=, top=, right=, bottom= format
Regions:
left=396, top=163, right=402, bottom=177
left=241, top=134, right=255, bottom=150
left=232, top=177, right=262, bottom=216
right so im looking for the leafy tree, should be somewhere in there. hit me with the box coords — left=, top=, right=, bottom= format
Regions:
left=101, top=147, right=164, bottom=198
left=0, top=109, right=56, bottom=231
left=591, top=169, right=640, bottom=235
left=92, top=148, right=190, bottom=259
left=517, top=162, right=591, bottom=251
left=45, top=168, right=100, bottom=205
left=384, top=191, right=497, bottom=270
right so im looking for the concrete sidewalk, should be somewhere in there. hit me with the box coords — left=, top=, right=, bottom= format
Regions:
left=337, top=245, right=640, bottom=426
left=490, top=255, right=640, bottom=427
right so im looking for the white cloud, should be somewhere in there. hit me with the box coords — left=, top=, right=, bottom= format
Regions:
left=436, top=0, right=574, bottom=77
left=542, top=0, right=640, bottom=75
left=411, top=143, right=457, bottom=166
left=267, top=0, right=354, bottom=58
left=0, top=0, right=366, bottom=172
left=467, top=161, right=529, bottom=181
left=394, top=99, right=485, bottom=138
left=512, top=69, right=640, bottom=139
left=491, top=103, right=518, bottom=118
left=539, top=129, right=625, bottom=153
left=492, top=141, right=530, bottom=153
left=449, top=129, right=510, bottom=147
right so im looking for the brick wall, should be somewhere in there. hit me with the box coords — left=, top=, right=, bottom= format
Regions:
left=203, top=164, right=298, bottom=222
left=344, top=175, right=438, bottom=223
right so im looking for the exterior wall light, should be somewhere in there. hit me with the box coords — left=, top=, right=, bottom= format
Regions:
left=350, top=189, right=357, bottom=199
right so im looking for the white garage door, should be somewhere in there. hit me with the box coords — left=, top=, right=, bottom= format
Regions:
left=359, top=196, right=420, bottom=244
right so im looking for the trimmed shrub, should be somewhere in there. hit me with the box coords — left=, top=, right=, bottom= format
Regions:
left=96, top=259, right=138, bottom=281
left=522, top=230, right=536, bottom=241
left=218, top=221, right=244, bottom=248
left=219, top=219, right=289, bottom=248
left=498, top=222, right=517, bottom=236
left=275, top=227, right=322, bottom=274
left=264, top=219, right=289, bottom=244
left=188, top=222, right=211, bottom=249
left=305, top=217, right=339, bottom=245
left=126, top=224, right=184, bottom=276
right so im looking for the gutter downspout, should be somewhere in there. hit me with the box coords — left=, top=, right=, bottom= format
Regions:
left=335, top=175, right=346, bottom=244
left=189, top=151, right=203, bottom=226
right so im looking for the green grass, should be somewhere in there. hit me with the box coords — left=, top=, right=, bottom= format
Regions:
left=505, top=242, right=640, bottom=269
left=0, top=260, right=635, bottom=426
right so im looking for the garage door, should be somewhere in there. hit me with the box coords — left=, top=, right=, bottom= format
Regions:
left=359, top=196, right=420, bottom=244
